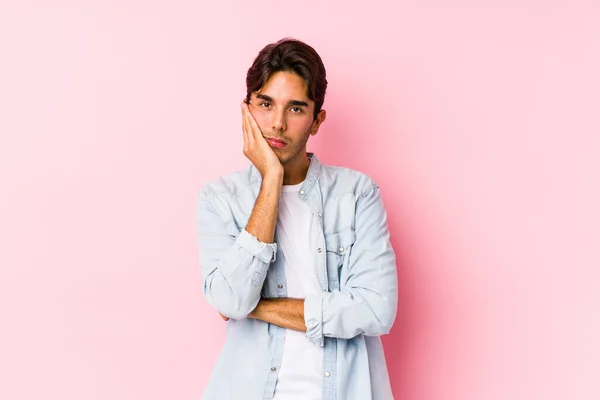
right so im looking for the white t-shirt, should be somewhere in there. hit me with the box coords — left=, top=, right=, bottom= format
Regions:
left=272, top=181, right=324, bottom=400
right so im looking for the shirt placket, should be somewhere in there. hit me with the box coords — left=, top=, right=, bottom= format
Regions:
left=263, top=232, right=287, bottom=400
left=304, top=185, right=337, bottom=400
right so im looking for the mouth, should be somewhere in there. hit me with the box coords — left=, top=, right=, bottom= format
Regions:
left=265, top=137, right=287, bottom=149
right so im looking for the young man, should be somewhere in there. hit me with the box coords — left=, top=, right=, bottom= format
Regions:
left=196, top=38, right=398, bottom=400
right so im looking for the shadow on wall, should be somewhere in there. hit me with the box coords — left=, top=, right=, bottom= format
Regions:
left=310, top=83, right=428, bottom=398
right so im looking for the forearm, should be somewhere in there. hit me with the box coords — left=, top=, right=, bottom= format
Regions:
left=197, top=182, right=281, bottom=319
left=245, top=173, right=283, bottom=243
left=205, top=175, right=283, bottom=318
left=249, top=298, right=306, bottom=332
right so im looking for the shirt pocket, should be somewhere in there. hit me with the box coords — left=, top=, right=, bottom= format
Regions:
left=324, top=228, right=356, bottom=290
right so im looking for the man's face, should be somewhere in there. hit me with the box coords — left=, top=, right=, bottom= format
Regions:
left=248, top=71, right=326, bottom=165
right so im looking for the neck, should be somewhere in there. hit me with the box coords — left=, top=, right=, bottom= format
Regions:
left=282, top=151, right=310, bottom=185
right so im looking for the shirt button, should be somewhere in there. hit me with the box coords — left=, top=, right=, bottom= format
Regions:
left=300, top=190, right=305, bottom=195
left=317, top=248, right=322, bottom=253
left=271, top=367, right=277, bottom=372
left=277, top=284, right=283, bottom=289
left=324, top=371, right=331, bottom=377
left=318, top=212, right=322, bottom=217
left=339, top=247, right=345, bottom=253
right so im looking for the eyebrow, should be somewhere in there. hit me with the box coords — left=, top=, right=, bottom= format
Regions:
left=256, top=93, right=309, bottom=108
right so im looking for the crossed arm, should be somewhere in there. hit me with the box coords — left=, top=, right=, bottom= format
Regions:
left=218, top=298, right=306, bottom=331
left=199, top=183, right=398, bottom=344
left=250, top=298, right=306, bottom=331
left=218, top=297, right=305, bottom=331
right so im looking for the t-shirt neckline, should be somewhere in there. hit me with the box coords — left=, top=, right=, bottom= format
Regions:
left=281, top=181, right=304, bottom=193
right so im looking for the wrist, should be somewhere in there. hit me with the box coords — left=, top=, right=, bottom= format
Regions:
left=248, top=299, right=265, bottom=319
left=263, top=171, right=283, bottom=186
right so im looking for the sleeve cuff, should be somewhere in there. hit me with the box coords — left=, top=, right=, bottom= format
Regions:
left=236, top=229, right=278, bottom=264
left=304, top=293, right=324, bottom=347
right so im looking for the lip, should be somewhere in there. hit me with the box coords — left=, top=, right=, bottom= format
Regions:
left=265, top=138, right=287, bottom=148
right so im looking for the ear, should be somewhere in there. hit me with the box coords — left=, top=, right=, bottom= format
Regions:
left=309, top=109, right=327, bottom=136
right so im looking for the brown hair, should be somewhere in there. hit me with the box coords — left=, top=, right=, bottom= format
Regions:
left=245, top=38, right=327, bottom=120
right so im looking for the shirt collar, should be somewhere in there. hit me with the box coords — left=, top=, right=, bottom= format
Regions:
left=301, top=152, right=321, bottom=199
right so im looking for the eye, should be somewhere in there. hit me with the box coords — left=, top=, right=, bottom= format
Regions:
left=290, top=107, right=303, bottom=113
left=259, top=102, right=271, bottom=109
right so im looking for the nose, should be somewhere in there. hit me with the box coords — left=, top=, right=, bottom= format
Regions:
left=271, top=109, right=287, bottom=132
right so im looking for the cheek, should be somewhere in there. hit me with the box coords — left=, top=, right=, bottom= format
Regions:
left=288, top=118, right=314, bottom=135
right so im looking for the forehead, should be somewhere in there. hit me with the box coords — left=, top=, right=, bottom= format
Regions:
left=256, top=71, right=311, bottom=102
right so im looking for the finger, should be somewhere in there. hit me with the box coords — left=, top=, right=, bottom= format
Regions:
left=240, top=102, right=251, bottom=148
left=243, top=105, right=258, bottom=146
left=243, top=103, right=264, bottom=142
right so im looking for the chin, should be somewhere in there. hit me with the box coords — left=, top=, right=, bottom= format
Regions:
left=279, top=148, right=306, bottom=165
left=274, top=149, right=289, bottom=161
left=278, top=156, right=292, bottom=164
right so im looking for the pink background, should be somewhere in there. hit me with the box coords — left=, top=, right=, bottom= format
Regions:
left=1, top=1, right=599, bottom=399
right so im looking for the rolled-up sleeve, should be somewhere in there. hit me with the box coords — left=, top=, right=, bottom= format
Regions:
left=236, top=229, right=278, bottom=264
left=196, top=187, right=277, bottom=319
left=304, top=185, right=398, bottom=345
left=304, top=294, right=324, bottom=345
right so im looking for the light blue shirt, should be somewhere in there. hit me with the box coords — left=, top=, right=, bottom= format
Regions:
left=195, top=153, right=398, bottom=399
